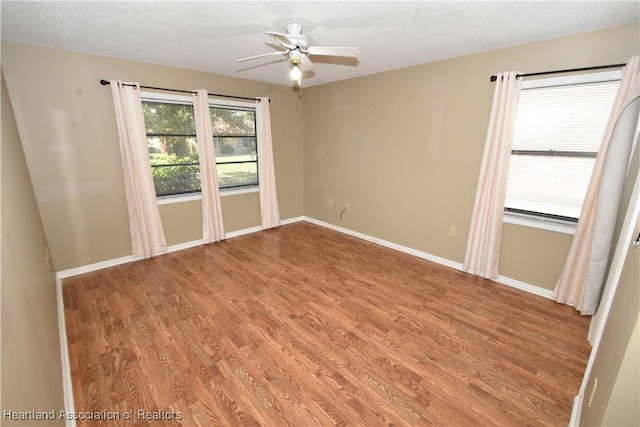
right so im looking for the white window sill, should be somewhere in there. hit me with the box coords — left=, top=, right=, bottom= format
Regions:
left=157, top=186, right=259, bottom=205
left=503, top=212, right=576, bottom=235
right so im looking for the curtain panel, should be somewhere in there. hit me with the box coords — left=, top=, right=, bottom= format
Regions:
left=110, top=80, right=167, bottom=258
left=554, top=56, right=640, bottom=315
left=257, top=97, right=281, bottom=229
left=463, top=72, right=522, bottom=279
left=193, top=90, right=225, bottom=243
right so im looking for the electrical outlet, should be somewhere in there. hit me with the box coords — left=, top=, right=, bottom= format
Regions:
left=449, top=226, right=457, bottom=237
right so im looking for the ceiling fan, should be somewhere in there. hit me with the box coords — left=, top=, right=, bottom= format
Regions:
left=236, top=23, right=359, bottom=85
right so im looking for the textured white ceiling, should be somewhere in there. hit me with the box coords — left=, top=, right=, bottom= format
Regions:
left=1, top=1, right=638, bottom=87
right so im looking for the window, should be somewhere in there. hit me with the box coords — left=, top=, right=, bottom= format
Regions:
left=504, top=71, right=620, bottom=227
left=211, top=106, right=258, bottom=189
left=144, top=101, right=199, bottom=196
left=142, top=93, right=258, bottom=198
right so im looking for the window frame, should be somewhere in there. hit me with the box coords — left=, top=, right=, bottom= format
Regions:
left=141, top=91, right=260, bottom=203
left=503, top=70, right=622, bottom=234
left=209, top=104, right=259, bottom=191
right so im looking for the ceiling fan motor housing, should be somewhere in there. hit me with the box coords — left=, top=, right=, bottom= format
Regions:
left=285, top=23, right=309, bottom=49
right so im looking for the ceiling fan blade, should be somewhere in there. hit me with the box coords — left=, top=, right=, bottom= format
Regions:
left=299, top=54, right=314, bottom=72
left=307, top=46, right=359, bottom=58
left=265, top=31, right=295, bottom=49
left=236, top=50, right=288, bottom=62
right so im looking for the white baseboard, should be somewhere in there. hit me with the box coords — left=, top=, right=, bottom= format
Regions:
left=225, top=225, right=262, bottom=239
left=302, top=216, right=464, bottom=271
left=56, top=254, right=141, bottom=280
left=55, top=275, right=77, bottom=427
left=56, top=215, right=551, bottom=302
left=56, top=217, right=306, bottom=279
left=56, top=241, right=205, bottom=280
left=302, top=216, right=553, bottom=300
left=494, top=275, right=554, bottom=300
left=569, top=394, right=583, bottom=427
left=165, top=238, right=205, bottom=252
left=282, top=216, right=305, bottom=225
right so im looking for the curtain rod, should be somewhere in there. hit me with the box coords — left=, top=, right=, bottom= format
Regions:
left=99, top=79, right=266, bottom=102
left=489, top=63, right=626, bottom=82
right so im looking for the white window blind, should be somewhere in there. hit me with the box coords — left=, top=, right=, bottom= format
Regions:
left=505, top=75, right=620, bottom=221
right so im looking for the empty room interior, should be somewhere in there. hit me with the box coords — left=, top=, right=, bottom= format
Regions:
left=2, top=1, right=639, bottom=426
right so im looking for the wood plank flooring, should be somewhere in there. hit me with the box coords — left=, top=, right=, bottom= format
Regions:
left=63, top=221, right=592, bottom=426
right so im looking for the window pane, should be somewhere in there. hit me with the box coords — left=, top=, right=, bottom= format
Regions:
left=148, top=135, right=200, bottom=196
left=214, top=136, right=257, bottom=158
left=512, top=81, right=618, bottom=153
left=506, top=155, right=595, bottom=219
left=150, top=164, right=201, bottom=196
left=211, top=107, right=258, bottom=190
left=217, top=162, right=258, bottom=189
left=217, top=163, right=258, bottom=188
left=148, top=135, right=199, bottom=161
left=144, top=100, right=200, bottom=197
left=211, top=107, right=256, bottom=136
left=142, top=102, right=195, bottom=135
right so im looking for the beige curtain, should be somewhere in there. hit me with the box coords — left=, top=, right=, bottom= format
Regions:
left=193, top=90, right=225, bottom=243
left=554, top=56, right=639, bottom=315
left=257, top=97, right=281, bottom=229
left=110, top=80, right=167, bottom=258
left=463, top=72, right=522, bottom=278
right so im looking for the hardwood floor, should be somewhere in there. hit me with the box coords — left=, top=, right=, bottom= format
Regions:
left=63, top=221, right=591, bottom=426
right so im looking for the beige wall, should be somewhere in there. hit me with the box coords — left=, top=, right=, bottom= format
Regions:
left=303, top=23, right=639, bottom=290
left=579, top=216, right=639, bottom=426
left=1, top=72, right=65, bottom=425
left=1, top=41, right=304, bottom=271
left=601, top=315, right=639, bottom=426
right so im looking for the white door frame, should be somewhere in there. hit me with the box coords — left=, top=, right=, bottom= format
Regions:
left=570, top=99, right=640, bottom=426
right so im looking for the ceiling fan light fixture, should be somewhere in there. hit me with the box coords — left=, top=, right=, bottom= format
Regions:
left=290, top=64, right=302, bottom=81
